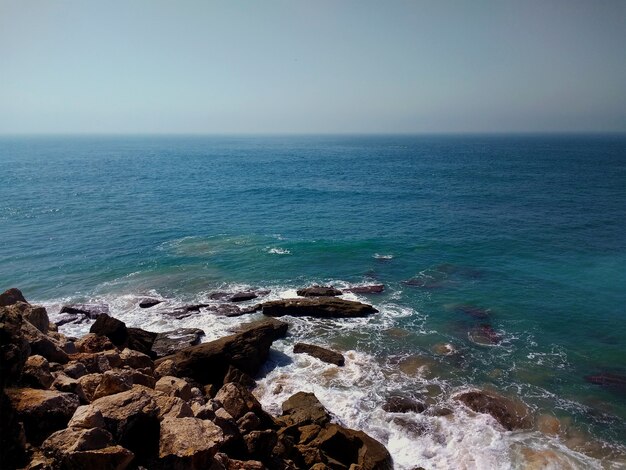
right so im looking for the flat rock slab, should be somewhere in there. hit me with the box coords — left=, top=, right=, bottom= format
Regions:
left=294, top=343, right=345, bottom=366
left=343, top=284, right=385, bottom=294
left=60, top=303, right=110, bottom=319
left=297, top=286, right=342, bottom=297
left=152, top=328, right=205, bottom=358
left=262, top=297, right=378, bottom=318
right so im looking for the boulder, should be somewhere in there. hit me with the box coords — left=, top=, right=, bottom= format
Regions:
left=90, top=314, right=128, bottom=348
left=262, top=298, right=378, bottom=318
left=280, top=392, right=330, bottom=427
left=63, top=361, right=88, bottom=379
left=68, top=404, right=106, bottom=429
left=92, top=370, right=133, bottom=400
left=20, top=314, right=69, bottom=364
left=22, top=355, right=54, bottom=389
left=382, top=395, right=425, bottom=414
left=158, top=416, right=224, bottom=468
left=343, top=285, right=385, bottom=294
left=206, top=304, right=247, bottom=317
left=0, top=389, right=28, bottom=468
left=91, top=385, right=160, bottom=460
left=69, top=351, right=116, bottom=374
left=155, top=376, right=193, bottom=401
left=454, top=304, right=491, bottom=319
left=237, top=411, right=262, bottom=433
left=77, top=373, right=104, bottom=402
left=155, top=396, right=194, bottom=420
left=293, top=343, right=345, bottom=366
left=126, top=328, right=158, bottom=357
left=60, top=303, right=110, bottom=319
left=584, top=373, right=626, bottom=392
left=0, top=287, right=27, bottom=306
left=151, top=328, right=205, bottom=358
left=214, top=382, right=273, bottom=426
left=155, top=318, right=287, bottom=386
left=53, top=312, right=82, bottom=326
left=119, top=347, right=154, bottom=370
left=139, top=298, right=162, bottom=308
left=297, top=286, right=342, bottom=297
left=52, top=372, right=87, bottom=401
left=223, top=365, right=256, bottom=388
left=0, top=303, right=31, bottom=385
left=23, top=305, right=50, bottom=334
left=244, top=429, right=278, bottom=460
left=42, top=426, right=113, bottom=455
left=75, top=333, right=117, bottom=353
left=154, top=359, right=177, bottom=378
left=456, top=389, right=532, bottom=430
left=6, top=387, right=80, bottom=444
left=212, top=453, right=265, bottom=470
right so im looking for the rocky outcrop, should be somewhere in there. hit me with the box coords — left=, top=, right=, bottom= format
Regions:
left=152, top=328, right=204, bottom=358
left=456, top=389, right=532, bottom=430
left=0, top=287, right=28, bottom=306
left=296, top=286, right=342, bottom=297
left=262, top=297, right=378, bottom=318
left=60, top=303, right=110, bottom=319
left=155, top=318, right=288, bottom=386
left=343, top=284, right=385, bottom=294
left=90, top=314, right=129, bottom=348
left=293, top=343, right=345, bottom=366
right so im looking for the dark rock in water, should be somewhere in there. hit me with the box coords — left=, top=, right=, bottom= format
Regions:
left=138, top=298, right=162, bottom=308
left=53, top=312, right=82, bottom=326
left=152, top=328, right=205, bottom=358
left=229, top=292, right=258, bottom=302
left=343, top=284, right=385, bottom=294
left=90, top=314, right=128, bottom=348
left=455, top=304, right=491, bottom=320
left=456, top=389, right=532, bottom=431
left=206, top=304, right=244, bottom=317
left=382, top=395, right=426, bottom=414
left=469, top=324, right=502, bottom=345
left=585, top=373, right=626, bottom=393
left=127, top=327, right=158, bottom=357
left=262, top=297, right=378, bottom=318
left=61, top=303, right=110, bottom=319
left=0, top=287, right=28, bottom=306
left=155, top=318, right=288, bottom=386
left=402, top=277, right=445, bottom=289
left=297, top=286, right=342, bottom=297
left=293, top=343, right=345, bottom=366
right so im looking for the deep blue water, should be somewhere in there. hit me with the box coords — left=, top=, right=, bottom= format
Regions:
left=1, top=134, right=625, bottom=458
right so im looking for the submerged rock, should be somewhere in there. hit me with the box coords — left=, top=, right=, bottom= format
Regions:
left=297, top=286, right=342, bottom=297
left=584, top=373, right=626, bottom=393
left=155, top=318, right=287, bottom=386
left=468, top=324, right=502, bottom=345
left=456, top=389, right=532, bottom=431
left=262, top=297, right=378, bottom=318
left=60, top=303, right=110, bottom=319
left=293, top=343, right=345, bottom=366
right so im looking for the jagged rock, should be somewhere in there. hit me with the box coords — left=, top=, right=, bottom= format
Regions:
left=237, top=411, right=262, bottom=434
left=0, top=303, right=31, bottom=384
left=120, top=347, right=154, bottom=369
left=297, top=286, right=343, bottom=297
left=21, top=318, right=69, bottom=364
left=129, top=369, right=156, bottom=388
left=91, top=385, right=160, bottom=460
left=75, top=333, right=117, bottom=353
left=280, top=392, right=330, bottom=427
left=68, top=404, right=106, bottom=429
left=262, top=297, right=377, bottom=318
left=155, top=376, right=193, bottom=400
left=214, top=382, right=273, bottom=426
left=212, top=453, right=265, bottom=470
left=77, top=373, right=104, bottom=402
left=48, top=331, right=77, bottom=354
left=0, top=287, right=28, bottom=306
left=244, top=429, right=278, bottom=460
left=93, top=370, right=133, bottom=400
left=90, top=314, right=128, bottom=348
left=126, top=327, right=158, bottom=357
left=6, top=387, right=80, bottom=444
left=382, top=395, right=425, bottom=414
left=456, top=389, right=532, bottom=430
left=60, top=303, right=110, bottom=319
left=223, top=365, right=256, bottom=388
left=52, top=371, right=87, bottom=401
left=154, top=359, right=177, bottom=378
left=151, top=328, right=204, bottom=358
left=22, top=355, right=54, bottom=389
left=158, top=416, right=224, bottom=468
left=63, top=361, right=88, bottom=379
left=293, top=343, right=345, bottom=366
left=24, top=305, right=50, bottom=334
left=25, top=450, right=55, bottom=470
left=343, top=285, right=385, bottom=294
left=156, top=395, right=194, bottom=420
left=53, top=312, right=81, bottom=326
left=69, top=351, right=116, bottom=373
left=139, top=298, right=162, bottom=308
left=155, top=318, right=287, bottom=386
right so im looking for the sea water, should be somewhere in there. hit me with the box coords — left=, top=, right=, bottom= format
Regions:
left=1, top=134, right=625, bottom=468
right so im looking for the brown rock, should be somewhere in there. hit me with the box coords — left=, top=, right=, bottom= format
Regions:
left=42, top=426, right=113, bottom=454
left=60, top=445, right=135, bottom=470
left=214, top=382, right=272, bottom=425
left=262, top=297, right=377, bottom=318
left=159, top=416, right=224, bottom=469
left=155, top=318, right=288, bottom=386
left=68, top=404, right=106, bottom=429
left=119, top=347, right=154, bottom=369
left=60, top=303, right=110, bottom=319
left=0, top=287, right=28, bottom=306
left=24, top=305, right=50, bottom=334
left=93, top=370, right=133, bottom=400
left=244, top=429, right=278, bottom=460
left=223, top=364, right=256, bottom=388
left=237, top=411, right=262, bottom=433
left=75, top=333, right=117, bottom=353
left=6, top=387, right=80, bottom=444
left=382, top=395, right=426, bottom=414
left=22, top=355, right=54, bottom=389
left=297, top=286, right=342, bottom=297
left=155, top=376, right=193, bottom=401
left=154, top=358, right=177, bottom=378
left=155, top=395, right=194, bottom=420
left=456, top=389, right=532, bottom=431
left=293, top=343, right=345, bottom=366
left=51, top=371, right=87, bottom=401
left=281, top=392, right=330, bottom=427
left=21, top=319, right=69, bottom=364
left=77, top=373, right=104, bottom=402
left=63, top=361, right=88, bottom=379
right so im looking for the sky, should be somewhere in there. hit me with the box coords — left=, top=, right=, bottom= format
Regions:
left=1, top=0, right=625, bottom=134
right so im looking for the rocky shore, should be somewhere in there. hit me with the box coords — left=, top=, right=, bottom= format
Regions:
left=0, top=288, right=394, bottom=470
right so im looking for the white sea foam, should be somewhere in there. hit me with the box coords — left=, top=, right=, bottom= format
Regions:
left=374, top=253, right=394, bottom=260
left=265, top=247, right=291, bottom=255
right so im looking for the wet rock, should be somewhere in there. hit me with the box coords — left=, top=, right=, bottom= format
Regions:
left=456, top=389, right=532, bottom=430
left=90, top=314, right=128, bottom=348
left=68, top=404, right=106, bottom=429
left=152, top=328, right=204, bottom=358
left=382, top=395, right=426, bottom=414
left=280, top=392, right=330, bottom=427
left=343, top=284, right=385, bottom=294
left=75, top=333, right=117, bottom=353
left=158, top=416, right=224, bottom=468
left=468, top=324, right=502, bottom=345
left=6, top=387, right=80, bottom=444
left=214, top=382, right=273, bottom=426
left=54, top=312, right=82, bottom=326
left=262, top=297, right=378, bottom=318
left=432, top=342, right=458, bottom=356
left=126, top=327, right=158, bottom=357
left=155, top=318, right=288, bottom=386
left=0, top=287, right=28, bottom=306
left=230, top=292, right=259, bottom=302
left=22, top=355, right=54, bottom=389
left=156, top=376, right=193, bottom=401
left=61, top=303, right=110, bottom=319
left=297, top=286, right=342, bottom=297
left=139, top=298, right=162, bottom=308
left=536, top=413, right=562, bottom=436
left=294, top=343, right=345, bottom=366
left=401, top=277, right=445, bottom=289
left=206, top=304, right=246, bottom=317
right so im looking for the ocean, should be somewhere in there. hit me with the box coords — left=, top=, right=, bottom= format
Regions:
left=1, top=134, right=625, bottom=468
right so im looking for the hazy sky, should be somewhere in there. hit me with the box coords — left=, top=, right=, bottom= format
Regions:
left=1, top=0, right=625, bottom=134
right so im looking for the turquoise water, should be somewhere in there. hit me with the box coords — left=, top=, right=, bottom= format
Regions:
left=1, top=135, right=625, bottom=466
